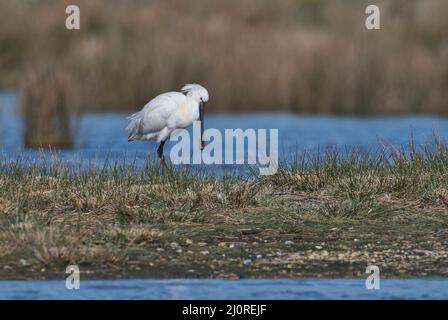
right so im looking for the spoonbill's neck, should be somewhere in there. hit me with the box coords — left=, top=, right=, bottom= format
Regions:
left=186, top=95, right=200, bottom=112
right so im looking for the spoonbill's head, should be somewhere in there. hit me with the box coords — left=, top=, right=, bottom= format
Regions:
left=181, top=83, right=209, bottom=104
left=181, top=83, right=209, bottom=150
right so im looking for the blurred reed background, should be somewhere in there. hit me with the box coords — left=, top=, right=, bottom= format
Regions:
left=1, top=0, right=447, bottom=116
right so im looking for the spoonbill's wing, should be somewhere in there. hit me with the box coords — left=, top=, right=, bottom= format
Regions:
left=127, top=92, right=184, bottom=140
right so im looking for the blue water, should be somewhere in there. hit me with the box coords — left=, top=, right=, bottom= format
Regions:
left=1, top=92, right=448, bottom=169
left=0, top=279, right=447, bottom=300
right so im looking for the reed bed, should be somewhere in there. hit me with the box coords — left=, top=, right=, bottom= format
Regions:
left=21, top=64, right=79, bottom=149
left=1, top=0, right=447, bottom=115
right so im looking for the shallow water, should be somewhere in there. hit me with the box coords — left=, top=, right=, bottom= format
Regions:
left=0, top=279, right=447, bottom=300
left=1, top=92, right=448, bottom=170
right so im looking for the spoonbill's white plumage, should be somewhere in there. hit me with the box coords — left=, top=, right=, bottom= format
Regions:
left=126, top=83, right=209, bottom=164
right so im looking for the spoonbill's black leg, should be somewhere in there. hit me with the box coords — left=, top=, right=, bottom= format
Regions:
left=157, top=140, right=167, bottom=166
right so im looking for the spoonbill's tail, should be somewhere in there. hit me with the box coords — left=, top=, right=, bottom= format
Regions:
left=126, top=111, right=143, bottom=141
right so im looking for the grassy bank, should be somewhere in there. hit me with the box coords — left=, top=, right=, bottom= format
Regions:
left=0, top=143, right=448, bottom=279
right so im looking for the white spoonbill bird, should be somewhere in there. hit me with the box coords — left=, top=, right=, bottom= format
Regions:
left=126, top=83, right=209, bottom=164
